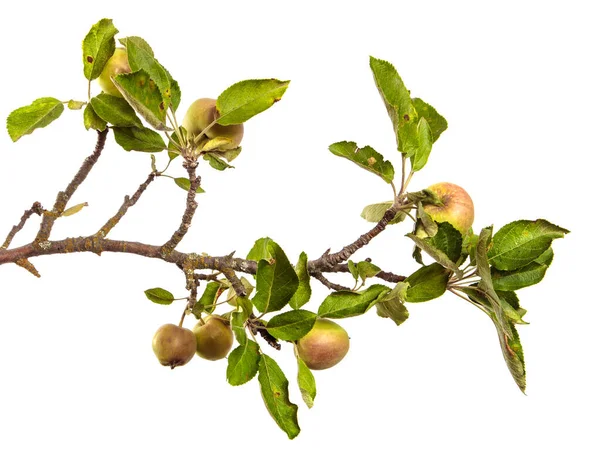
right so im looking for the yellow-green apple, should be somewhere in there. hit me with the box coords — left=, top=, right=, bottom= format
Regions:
left=182, top=98, right=243, bottom=150
left=193, top=316, right=234, bottom=361
left=296, top=319, right=350, bottom=370
left=98, top=48, right=131, bottom=97
left=422, top=182, right=475, bottom=235
left=152, top=324, right=197, bottom=369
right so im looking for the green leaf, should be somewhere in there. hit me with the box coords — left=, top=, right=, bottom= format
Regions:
left=409, top=117, right=433, bottom=172
left=113, top=127, right=166, bottom=153
left=348, top=260, right=359, bottom=281
left=476, top=227, right=513, bottom=338
left=61, top=202, right=88, bottom=217
left=82, top=18, right=118, bottom=80
left=267, top=310, right=317, bottom=341
left=491, top=249, right=553, bottom=291
left=258, top=354, right=300, bottom=439
left=357, top=261, right=381, bottom=283
left=231, top=310, right=248, bottom=345
left=83, top=104, right=107, bottom=131
left=227, top=340, right=260, bottom=386
left=202, top=153, right=233, bottom=171
left=144, top=287, right=174, bottom=305
left=90, top=94, right=142, bottom=128
left=289, top=252, right=311, bottom=310
left=416, top=202, right=439, bottom=237
left=247, top=237, right=273, bottom=261
left=497, top=290, right=528, bottom=325
left=67, top=100, right=86, bottom=110
left=174, top=177, right=205, bottom=194
left=216, top=79, right=289, bottom=125
left=119, top=36, right=174, bottom=112
left=167, top=127, right=186, bottom=160
left=201, top=137, right=233, bottom=152
left=113, top=70, right=171, bottom=131
left=412, top=97, right=448, bottom=143
left=406, top=234, right=460, bottom=275
left=406, top=222, right=463, bottom=274
left=252, top=239, right=299, bottom=314
left=318, top=284, right=390, bottom=319
left=369, top=56, right=418, bottom=152
left=214, top=147, right=242, bottom=163
left=192, top=282, right=224, bottom=317
left=226, top=277, right=255, bottom=305
left=376, top=297, right=409, bottom=326
left=493, top=318, right=526, bottom=393
left=488, top=220, right=569, bottom=271
left=7, top=98, right=64, bottom=142
left=360, top=202, right=406, bottom=224
left=296, top=357, right=316, bottom=409
left=329, top=141, right=395, bottom=184
left=405, top=263, right=451, bottom=303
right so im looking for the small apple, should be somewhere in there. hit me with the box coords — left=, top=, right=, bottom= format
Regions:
left=182, top=98, right=243, bottom=150
left=98, top=48, right=131, bottom=97
left=422, top=182, right=475, bottom=235
left=152, top=324, right=196, bottom=369
left=296, top=319, right=350, bottom=370
left=193, top=315, right=234, bottom=361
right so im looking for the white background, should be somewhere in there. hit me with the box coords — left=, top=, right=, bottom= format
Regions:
left=0, top=1, right=598, bottom=464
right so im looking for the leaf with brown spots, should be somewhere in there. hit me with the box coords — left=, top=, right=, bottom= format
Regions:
left=82, top=18, right=118, bottom=80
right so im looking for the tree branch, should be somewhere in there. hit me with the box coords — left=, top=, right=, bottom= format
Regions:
left=310, top=271, right=351, bottom=291
left=34, top=129, right=108, bottom=246
left=2, top=202, right=43, bottom=249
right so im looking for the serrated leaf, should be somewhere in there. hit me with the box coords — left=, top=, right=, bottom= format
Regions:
left=318, top=284, right=390, bottom=319
left=252, top=239, right=299, bottom=314
left=113, top=126, right=166, bottom=153
left=357, top=261, right=381, bottom=283
left=376, top=297, right=409, bottom=326
left=192, top=282, right=224, bottom=317
left=289, top=252, right=311, bottom=310
left=83, top=104, right=107, bottom=131
left=113, top=70, right=170, bottom=130
left=7, top=98, right=64, bottom=142
left=231, top=310, right=248, bottom=345
left=267, top=310, right=317, bottom=341
left=407, top=222, right=462, bottom=274
left=476, top=227, right=513, bottom=338
left=329, top=141, right=395, bottom=184
left=491, top=248, right=553, bottom=291
left=405, top=263, right=451, bottom=303
left=201, top=137, right=233, bottom=152
left=297, top=357, right=316, bottom=409
left=227, top=340, right=260, bottom=386
left=409, top=117, right=433, bottom=171
left=119, top=36, right=173, bottom=112
left=488, top=220, right=569, bottom=271
left=67, top=100, right=86, bottom=110
left=61, top=202, right=88, bottom=217
left=174, top=177, right=205, bottom=194
left=360, top=202, right=406, bottom=224
left=218, top=147, right=242, bottom=162
left=247, top=237, right=273, bottom=261
left=144, top=287, right=174, bottom=305
left=493, top=318, right=526, bottom=393
left=347, top=260, right=359, bottom=281
left=203, top=153, right=233, bottom=171
left=258, top=354, right=300, bottom=439
left=412, top=97, right=448, bottom=143
left=416, top=202, right=439, bottom=237
left=90, top=94, right=142, bottom=128
left=497, top=290, right=528, bottom=325
left=82, top=18, right=118, bottom=80
left=369, top=56, right=418, bottom=152
left=216, top=79, right=289, bottom=125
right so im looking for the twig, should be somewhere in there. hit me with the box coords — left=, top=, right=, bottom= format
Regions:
left=96, top=173, right=156, bottom=238
left=161, top=159, right=201, bottom=258
left=310, top=271, right=351, bottom=291
left=249, top=314, right=281, bottom=350
left=34, top=129, right=108, bottom=246
left=2, top=202, right=43, bottom=249
left=325, top=263, right=406, bottom=283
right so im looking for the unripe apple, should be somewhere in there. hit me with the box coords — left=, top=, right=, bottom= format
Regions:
left=193, top=316, right=234, bottom=361
left=422, top=182, right=475, bottom=235
left=182, top=98, right=243, bottom=150
left=296, top=318, right=350, bottom=370
left=152, top=324, right=196, bottom=369
left=98, top=48, right=131, bottom=97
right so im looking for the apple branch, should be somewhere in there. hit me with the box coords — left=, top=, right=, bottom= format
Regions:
left=34, top=129, right=108, bottom=246
left=1, top=201, right=44, bottom=249
left=310, top=271, right=351, bottom=291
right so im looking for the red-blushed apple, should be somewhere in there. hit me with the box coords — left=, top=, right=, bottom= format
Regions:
left=296, top=318, right=350, bottom=370
left=193, top=315, right=234, bottom=361
left=98, top=48, right=131, bottom=97
left=423, top=182, right=475, bottom=235
left=182, top=98, right=244, bottom=150
left=152, top=324, right=197, bottom=369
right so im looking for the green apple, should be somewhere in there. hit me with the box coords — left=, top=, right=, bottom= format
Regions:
left=182, top=98, right=243, bottom=150
left=296, top=319, right=350, bottom=370
left=152, top=323, right=197, bottom=369
left=193, top=316, right=234, bottom=361
left=422, top=182, right=475, bottom=235
left=98, top=48, right=131, bottom=97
